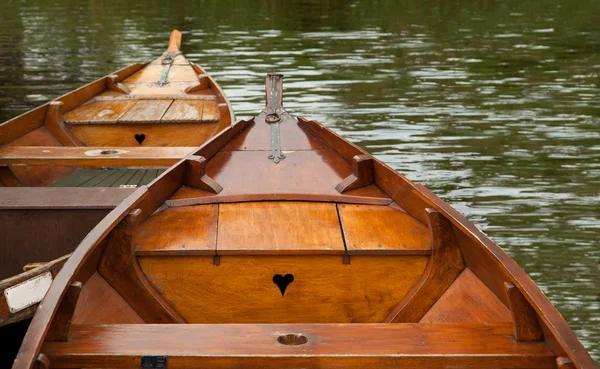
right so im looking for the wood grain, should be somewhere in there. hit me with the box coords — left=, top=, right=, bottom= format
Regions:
left=72, top=272, right=143, bottom=324
left=41, top=323, right=555, bottom=369
left=336, top=155, right=374, bottom=193
left=98, top=209, right=184, bottom=323
left=133, top=205, right=218, bottom=256
left=338, top=203, right=431, bottom=255
left=45, top=282, right=82, bottom=342
left=217, top=202, right=344, bottom=255
left=420, top=269, right=512, bottom=324
left=68, top=123, right=218, bottom=147
left=139, top=255, right=428, bottom=323
left=384, top=208, right=466, bottom=322
left=505, top=282, right=544, bottom=342
left=0, top=146, right=194, bottom=167
left=117, top=99, right=172, bottom=123
left=63, top=100, right=135, bottom=124
left=161, top=100, right=205, bottom=122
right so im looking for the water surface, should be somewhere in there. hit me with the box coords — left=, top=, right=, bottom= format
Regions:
left=1, top=0, right=598, bottom=361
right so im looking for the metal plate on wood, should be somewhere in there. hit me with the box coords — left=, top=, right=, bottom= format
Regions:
left=4, top=271, right=53, bottom=313
left=141, top=356, right=167, bottom=368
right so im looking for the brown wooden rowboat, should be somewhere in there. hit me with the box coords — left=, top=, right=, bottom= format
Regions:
left=0, top=30, right=234, bottom=326
left=13, top=75, right=596, bottom=369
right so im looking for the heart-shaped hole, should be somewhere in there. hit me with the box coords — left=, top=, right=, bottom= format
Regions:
left=272, top=274, right=294, bottom=296
left=134, top=134, right=146, bottom=145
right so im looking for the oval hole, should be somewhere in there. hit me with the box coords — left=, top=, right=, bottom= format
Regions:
left=277, top=334, right=308, bottom=346
left=100, top=150, right=119, bottom=155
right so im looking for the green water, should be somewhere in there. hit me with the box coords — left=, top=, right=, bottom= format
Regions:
left=0, top=0, right=598, bottom=361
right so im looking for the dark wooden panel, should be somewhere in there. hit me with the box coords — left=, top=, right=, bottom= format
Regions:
left=0, top=188, right=135, bottom=208
left=0, top=209, right=110, bottom=279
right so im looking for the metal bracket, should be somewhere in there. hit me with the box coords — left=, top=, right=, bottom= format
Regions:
left=158, top=51, right=181, bottom=86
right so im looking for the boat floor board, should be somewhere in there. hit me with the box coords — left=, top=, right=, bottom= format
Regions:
left=0, top=188, right=135, bottom=209
left=49, top=169, right=164, bottom=188
left=42, top=323, right=555, bottom=369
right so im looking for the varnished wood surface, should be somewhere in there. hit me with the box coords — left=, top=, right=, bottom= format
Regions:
left=385, top=209, right=466, bottom=323
left=134, top=205, right=218, bottom=256
left=420, top=269, right=512, bottom=324
left=12, top=75, right=598, bottom=369
left=98, top=210, right=184, bottom=324
left=338, top=204, right=430, bottom=255
left=42, top=323, right=555, bottom=369
left=218, top=202, right=344, bottom=255
left=139, top=255, right=428, bottom=323
left=0, top=146, right=194, bottom=167
left=68, top=123, right=218, bottom=147
left=72, top=273, right=143, bottom=325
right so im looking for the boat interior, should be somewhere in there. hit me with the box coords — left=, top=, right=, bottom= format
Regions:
left=0, top=30, right=235, bottom=280
left=12, top=75, right=594, bottom=369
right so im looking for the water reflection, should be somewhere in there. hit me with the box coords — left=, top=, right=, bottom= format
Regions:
left=0, top=0, right=598, bottom=361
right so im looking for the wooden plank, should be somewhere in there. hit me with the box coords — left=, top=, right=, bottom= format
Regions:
left=205, top=150, right=352, bottom=197
left=161, top=100, right=205, bottom=123
left=126, top=169, right=146, bottom=187
left=338, top=204, right=431, bottom=255
left=98, top=209, right=184, bottom=323
left=44, top=101, right=82, bottom=146
left=111, top=169, right=138, bottom=188
left=336, top=155, right=374, bottom=193
left=217, top=202, right=344, bottom=255
left=68, top=123, right=218, bottom=147
left=63, top=100, right=136, bottom=124
left=138, top=169, right=158, bottom=186
left=420, top=269, right=512, bottom=324
left=72, top=272, right=143, bottom=324
left=41, top=323, right=555, bottom=369
left=95, top=169, right=129, bottom=187
left=166, top=192, right=393, bottom=207
left=93, top=94, right=217, bottom=101
left=49, top=169, right=104, bottom=187
left=45, top=282, right=82, bottom=342
left=0, top=146, right=194, bottom=167
left=78, top=170, right=117, bottom=187
left=385, top=209, right=466, bottom=323
left=505, top=282, right=544, bottom=342
left=118, top=99, right=172, bottom=123
left=0, top=188, right=135, bottom=209
left=134, top=205, right=218, bottom=256
left=0, top=104, right=47, bottom=146
left=139, top=255, right=427, bottom=323
left=201, top=101, right=220, bottom=122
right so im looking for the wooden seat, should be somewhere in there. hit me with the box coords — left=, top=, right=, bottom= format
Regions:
left=41, top=323, right=555, bottom=369
left=0, top=146, right=195, bottom=167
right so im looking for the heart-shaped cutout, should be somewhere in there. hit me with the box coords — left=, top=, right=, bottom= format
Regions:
left=272, top=274, right=294, bottom=296
left=134, top=134, right=146, bottom=145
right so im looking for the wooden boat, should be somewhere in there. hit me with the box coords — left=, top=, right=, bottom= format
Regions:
left=13, top=74, right=596, bottom=369
left=0, top=30, right=234, bottom=327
